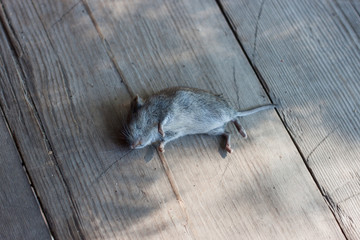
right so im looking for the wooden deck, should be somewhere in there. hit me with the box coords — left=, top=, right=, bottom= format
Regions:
left=0, top=0, right=359, bottom=239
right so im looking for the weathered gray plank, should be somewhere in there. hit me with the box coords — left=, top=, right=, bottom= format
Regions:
left=218, top=0, right=360, bottom=238
left=0, top=102, right=50, bottom=238
left=82, top=0, right=344, bottom=238
left=0, top=0, right=346, bottom=239
left=0, top=5, right=91, bottom=238
left=0, top=1, right=189, bottom=239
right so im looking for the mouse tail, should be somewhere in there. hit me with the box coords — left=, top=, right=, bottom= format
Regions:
left=236, top=104, right=276, bottom=117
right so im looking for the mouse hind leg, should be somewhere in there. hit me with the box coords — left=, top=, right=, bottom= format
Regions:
left=224, top=132, right=234, bottom=153
left=233, top=119, right=247, bottom=138
left=208, top=126, right=233, bottom=153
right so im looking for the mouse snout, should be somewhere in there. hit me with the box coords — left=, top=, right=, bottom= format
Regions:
left=130, top=139, right=142, bottom=149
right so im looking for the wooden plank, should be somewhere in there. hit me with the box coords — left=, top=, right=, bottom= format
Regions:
left=0, top=0, right=345, bottom=239
left=0, top=1, right=189, bottom=240
left=0, top=5, right=91, bottom=239
left=0, top=107, right=50, bottom=238
left=78, top=0, right=343, bottom=239
left=217, top=0, right=360, bottom=238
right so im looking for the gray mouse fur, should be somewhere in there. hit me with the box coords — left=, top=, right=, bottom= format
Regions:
left=124, top=87, right=275, bottom=153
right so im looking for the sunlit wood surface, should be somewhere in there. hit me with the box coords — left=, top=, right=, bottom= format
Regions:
left=0, top=0, right=358, bottom=239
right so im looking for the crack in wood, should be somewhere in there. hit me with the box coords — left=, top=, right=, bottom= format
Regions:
left=306, top=126, right=338, bottom=162
left=252, top=0, right=266, bottom=62
left=50, top=1, right=81, bottom=29
left=337, top=192, right=360, bottom=205
left=215, top=0, right=271, bottom=97
left=322, top=188, right=352, bottom=240
left=91, top=149, right=133, bottom=185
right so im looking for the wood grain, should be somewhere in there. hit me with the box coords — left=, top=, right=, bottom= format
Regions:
left=0, top=74, right=50, bottom=239
left=0, top=0, right=189, bottom=239
left=0, top=0, right=347, bottom=239
left=218, top=0, right=360, bottom=238
left=0, top=20, right=50, bottom=236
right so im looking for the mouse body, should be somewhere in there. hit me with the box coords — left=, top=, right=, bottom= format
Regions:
left=125, top=87, right=275, bottom=153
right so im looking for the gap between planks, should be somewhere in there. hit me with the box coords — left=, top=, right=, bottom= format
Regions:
left=214, top=0, right=349, bottom=239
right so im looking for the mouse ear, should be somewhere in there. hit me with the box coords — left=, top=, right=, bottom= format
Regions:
left=131, top=95, right=144, bottom=112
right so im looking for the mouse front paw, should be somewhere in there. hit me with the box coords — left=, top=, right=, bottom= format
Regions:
left=158, top=142, right=165, bottom=153
left=225, top=143, right=233, bottom=153
left=158, top=123, right=165, bottom=137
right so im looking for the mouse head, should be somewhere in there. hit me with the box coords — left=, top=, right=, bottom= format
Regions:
left=125, top=95, right=159, bottom=149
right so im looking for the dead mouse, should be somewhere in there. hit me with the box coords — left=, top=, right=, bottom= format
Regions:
left=124, top=87, right=276, bottom=153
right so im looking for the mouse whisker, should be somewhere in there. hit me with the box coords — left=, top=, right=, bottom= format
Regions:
left=120, top=130, right=129, bottom=138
